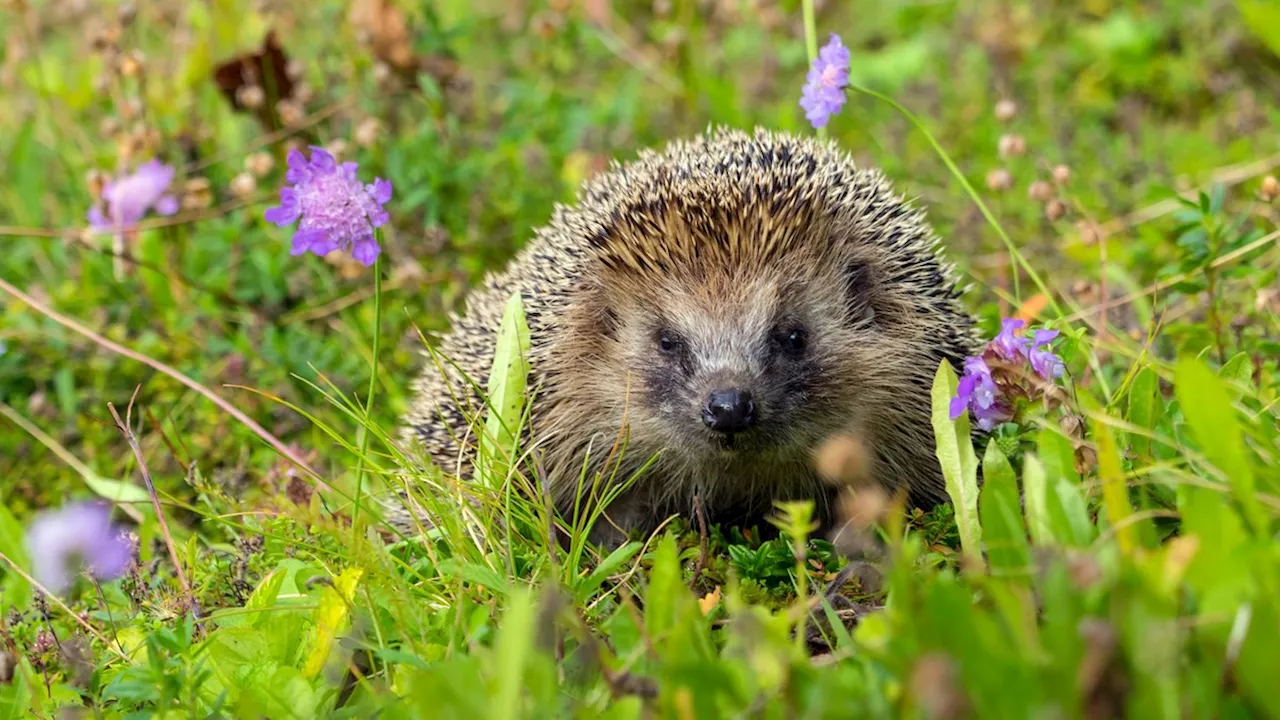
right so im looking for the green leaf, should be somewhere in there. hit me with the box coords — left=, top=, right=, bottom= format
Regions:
left=493, top=587, right=537, bottom=720
left=0, top=502, right=32, bottom=609
left=1174, top=358, right=1265, bottom=532
left=1219, top=352, right=1254, bottom=398
left=1126, top=366, right=1159, bottom=461
left=1020, top=454, right=1051, bottom=546
left=1094, top=417, right=1139, bottom=554
left=980, top=444, right=1031, bottom=577
left=644, top=534, right=683, bottom=638
left=83, top=477, right=151, bottom=505
left=575, top=541, right=643, bottom=602
left=930, top=360, right=983, bottom=570
left=476, top=292, right=532, bottom=488
left=1237, top=0, right=1280, bottom=58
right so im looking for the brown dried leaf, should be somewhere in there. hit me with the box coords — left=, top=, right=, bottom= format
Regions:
left=348, top=0, right=462, bottom=87
left=212, top=31, right=295, bottom=130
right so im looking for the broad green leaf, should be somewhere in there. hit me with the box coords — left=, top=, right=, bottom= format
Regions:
left=930, top=361, right=983, bottom=570
left=1219, top=352, right=1254, bottom=398
left=1094, top=417, right=1138, bottom=554
left=1021, top=454, right=1051, bottom=546
left=493, top=587, right=537, bottom=720
left=1036, top=428, right=1080, bottom=486
left=1054, top=480, right=1095, bottom=546
left=477, top=292, right=532, bottom=488
left=980, top=444, right=1030, bottom=576
left=0, top=502, right=32, bottom=609
left=212, top=567, right=288, bottom=629
left=1179, top=485, right=1252, bottom=615
left=303, top=567, right=362, bottom=678
left=436, top=558, right=512, bottom=596
left=1174, top=358, right=1265, bottom=532
left=1126, top=366, right=1158, bottom=461
left=1237, top=0, right=1280, bottom=58
left=644, top=534, right=683, bottom=638
left=575, top=540, right=643, bottom=602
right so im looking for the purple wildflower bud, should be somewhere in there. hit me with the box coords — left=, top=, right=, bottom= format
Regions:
left=799, top=34, right=851, bottom=129
left=86, top=159, right=179, bottom=232
left=265, top=146, right=392, bottom=267
left=1027, top=329, right=1064, bottom=380
left=990, top=317, right=1027, bottom=360
left=25, top=502, right=133, bottom=595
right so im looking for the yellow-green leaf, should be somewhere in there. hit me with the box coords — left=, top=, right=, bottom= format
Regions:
left=930, top=360, right=983, bottom=570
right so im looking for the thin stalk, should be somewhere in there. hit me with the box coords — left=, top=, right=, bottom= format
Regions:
left=352, top=248, right=383, bottom=538
left=846, top=83, right=1061, bottom=317
left=801, top=0, right=823, bottom=139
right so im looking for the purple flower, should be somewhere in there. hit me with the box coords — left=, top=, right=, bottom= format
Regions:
left=25, top=502, right=133, bottom=594
left=990, top=318, right=1027, bottom=360
left=265, top=147, right=392, bottom=267
left=950, top=356, right=1006, bottom=431
left=1027, top=329, right=1064, bottom=380
left=87, top=160, right=179, bottom=232
left=799, top=34, right=851, bottom=129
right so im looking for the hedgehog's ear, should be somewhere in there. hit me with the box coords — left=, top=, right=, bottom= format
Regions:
left=843, top=259, right=878, bottom=326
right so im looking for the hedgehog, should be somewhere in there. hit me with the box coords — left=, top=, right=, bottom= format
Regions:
left=399, top=127, right=979, bottom=546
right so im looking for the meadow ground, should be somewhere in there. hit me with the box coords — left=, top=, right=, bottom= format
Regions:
left=1, top=0, right=1279, bottom=717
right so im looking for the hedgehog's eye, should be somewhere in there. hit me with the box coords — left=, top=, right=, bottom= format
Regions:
left=656, top=330, right=683, bottom=356
left=773, top=326, right=808, bottom=358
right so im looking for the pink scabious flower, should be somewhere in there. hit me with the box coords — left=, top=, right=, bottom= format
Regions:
left=265, top=146, right=392, bottom=267
left=86, top=160, right=180, bottom=231
left=25, top=502, right=133, bottom=595
left=799, top=34, right=851, bottom=129
left=950, top=318, right=1067, bottom=431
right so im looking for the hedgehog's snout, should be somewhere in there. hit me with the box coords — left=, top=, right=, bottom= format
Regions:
left=702, top=388, right=756, bottom=434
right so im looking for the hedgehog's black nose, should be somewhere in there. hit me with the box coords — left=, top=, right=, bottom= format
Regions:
left=703, top=389, right=755, bottom=434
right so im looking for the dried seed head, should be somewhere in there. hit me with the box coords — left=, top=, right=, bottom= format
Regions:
left=997, top=133, right=1026, bottom=159
left=1052, top=164, right=1071, bottom=185
left=994, top=98, right=1018, bottom=123
left=244, top=151, right=275, bottom=177
left=230, top=172, right=257, bottom=198
left=276, top=99, right=304, bottom=126
left=182, top=177, right=213, bottom=210
left=118, top=50, right=144, bottom=77
left=293, top=82, right=313, bottom=104
left=1255, top=286, right=1278, bottom=313
left=98, top=116, right=121, bottom=139
left=117, top=3, right=137, bottom=24
left=813, top=433, right=873, bottom=487
left=837, top=486, right=889, bottom=530
left=1028, top=180, right=1054, bottom=203
left=985, top=168, right=1013, bottom=192
left=1045, top=198, right=1067, bottom=221
left=355, top=118, right=380, bottom=148
left=373, top=62, right=393, bottom=84
left=236, top=85, right=265, bottom=109
left=86, top=169, right=109, bottom=199
left=91, top=23, right=123, bottom=51
left=286, top=58, right=305, bottom=80
left=325, top=139, right=349, bottom=159
left=1261, top=175, right=1279, bottom=202
left=119, top=96, right=142, bottom=120
left=1076, top=219, right=1103, bottom=245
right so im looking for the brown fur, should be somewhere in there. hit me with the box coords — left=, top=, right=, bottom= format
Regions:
left=399, top=128, right=979, bottom=544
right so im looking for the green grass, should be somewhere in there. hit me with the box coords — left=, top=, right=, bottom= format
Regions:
left=2, top=0, right=1279, bottom=716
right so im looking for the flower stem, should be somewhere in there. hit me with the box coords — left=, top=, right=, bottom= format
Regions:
left=845, top=83, right=1061, bottom=318
left=801, top=0, right=823, bottom=139
left=352, top=250, right=383, bottom=538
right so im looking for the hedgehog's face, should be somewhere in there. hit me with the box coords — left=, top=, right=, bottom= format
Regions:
left=597, top=260, right=893, bottom=466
